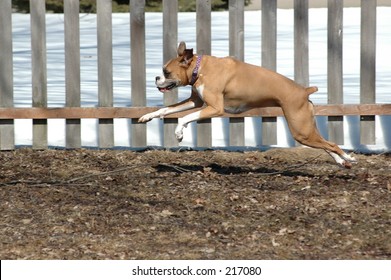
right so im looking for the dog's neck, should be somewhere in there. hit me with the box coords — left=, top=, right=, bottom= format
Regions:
left=189, top=55, right=203, bottom=86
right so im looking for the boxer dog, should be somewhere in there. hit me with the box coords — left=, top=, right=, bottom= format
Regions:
left=139, top=42, right=356, bottom=168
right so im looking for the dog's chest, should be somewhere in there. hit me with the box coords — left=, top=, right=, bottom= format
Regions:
left=195, top=84, right=205, bottom=100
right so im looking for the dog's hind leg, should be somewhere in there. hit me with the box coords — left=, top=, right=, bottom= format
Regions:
left=282, top=98, right=356, bottom=168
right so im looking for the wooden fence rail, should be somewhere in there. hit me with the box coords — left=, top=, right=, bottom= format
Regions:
left=0, top=0, right=389, bottom=150
left=0, top=104, right=389, bottom=119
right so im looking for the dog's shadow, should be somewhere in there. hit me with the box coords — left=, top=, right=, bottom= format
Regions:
left=154, top=163, right=314, bottom=178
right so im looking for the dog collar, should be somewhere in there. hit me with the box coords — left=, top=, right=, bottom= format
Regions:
left=190, top=55, right=203, bottom=86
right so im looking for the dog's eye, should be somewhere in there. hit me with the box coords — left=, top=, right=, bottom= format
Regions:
left=163, top=69, right=170, bottom=78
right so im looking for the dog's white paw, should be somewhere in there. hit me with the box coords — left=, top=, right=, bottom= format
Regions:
left=175, top=131, right=183, bottom=142
left=139, top=108, right=169, bottom=123
left=343, top=153, right=357, bottom=163
left=175, top=126, right=184, bottom=142
left=138, top=113, right=154, bottom=123
left=339, top=153, right=358, bottom=169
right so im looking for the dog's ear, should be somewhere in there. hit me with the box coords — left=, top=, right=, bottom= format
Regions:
left=181, top=48, right=194, bottom=66
left=177, top=41, right=186, bottom=56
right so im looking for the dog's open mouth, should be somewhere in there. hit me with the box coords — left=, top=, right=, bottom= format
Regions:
left=157, top=82, right=178, bottom=93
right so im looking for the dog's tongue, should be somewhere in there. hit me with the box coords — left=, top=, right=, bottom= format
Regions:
left=157, top=83, right=176, bottom=92
left=158, top=87, right=169, bottom=93
left=158, top=82, right=177, bottom=93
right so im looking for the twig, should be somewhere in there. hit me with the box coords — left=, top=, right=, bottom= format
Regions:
left=66, top=166, right=134, bottom=183
left=156, top=163, right=192, bottom=173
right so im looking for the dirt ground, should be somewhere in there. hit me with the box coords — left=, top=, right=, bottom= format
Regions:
left=0, top=147, right=390, bottom=259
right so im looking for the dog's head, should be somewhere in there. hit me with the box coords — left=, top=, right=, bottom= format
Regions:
left=155, top=41, right=195, bottom=92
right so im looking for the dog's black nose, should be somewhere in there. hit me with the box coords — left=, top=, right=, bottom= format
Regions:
left=155, top=76, right=160, bottom=82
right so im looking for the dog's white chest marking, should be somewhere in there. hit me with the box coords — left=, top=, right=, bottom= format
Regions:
left=196, top=84, right=205, bottom=100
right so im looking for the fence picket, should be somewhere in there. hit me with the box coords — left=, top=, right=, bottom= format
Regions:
left=30, top=0, right=48, bottom=149
left=294, top=0, right=309, bottom=87
left=97, top=0, right=114, bottom=148
left=163, top=0, right=179, bottom=147
left=0, top=0, right=15, bottom=150
left=360, top=0, right=376, bottom=145
left=196, top=0, right=212, bottom=148
left=130, top=0, right=147, bottom=147
left=261, top=0, right=277, bottom=145
left=64, top=0, right=81, bottom=148
left=327, top=0, right=344, bottom=144
left=293, top=0, right=309, bottom=147
left=229, top=0, right=245, bottom=146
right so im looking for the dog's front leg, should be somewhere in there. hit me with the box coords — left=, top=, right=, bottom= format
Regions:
left=138, top=102, right=194, bottom=123
left=175, top=105, right=224, bottom=142
left=175, top=111, right=201, bottom=142
left=138, top=89, right=203, bottom=123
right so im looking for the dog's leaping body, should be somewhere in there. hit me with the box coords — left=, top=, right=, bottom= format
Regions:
left=139, top=42, right=356, bottom=168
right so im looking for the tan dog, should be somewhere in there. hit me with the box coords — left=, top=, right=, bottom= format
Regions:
left=139, top=42, right=356, bottom=168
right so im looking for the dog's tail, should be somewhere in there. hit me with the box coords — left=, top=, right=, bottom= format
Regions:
left=305, top=86, right=318, bottom=96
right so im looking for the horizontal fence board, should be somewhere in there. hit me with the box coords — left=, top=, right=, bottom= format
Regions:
left=0, top=104, right=389, bottom=120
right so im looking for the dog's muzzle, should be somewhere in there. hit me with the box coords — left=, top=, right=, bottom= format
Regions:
left=155, top=76, right=179, bottom=93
